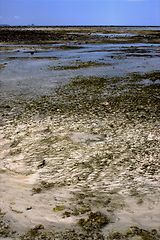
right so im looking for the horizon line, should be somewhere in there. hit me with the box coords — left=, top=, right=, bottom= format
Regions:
left=1, top=24, right=160, bottom=27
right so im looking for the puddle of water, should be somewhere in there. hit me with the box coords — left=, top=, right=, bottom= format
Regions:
left=68, top=32, right=136, bottom=37
left=91, top=33, right=136, bottom=37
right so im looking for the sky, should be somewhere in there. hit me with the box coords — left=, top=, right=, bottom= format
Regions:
left=0, top=0, right=159, bottom=26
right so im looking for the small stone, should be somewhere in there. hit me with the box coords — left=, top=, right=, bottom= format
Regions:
left=32, top=187, right=42, bottom=194
left=26, top=206, right=32, bottom=210
left=5, top=105, right=11, bottom=109
left=37, top=160, right=45, bottom=168
left=10, top=141, right=19, bottom=148
left=151, top=229, right=157, bottom=235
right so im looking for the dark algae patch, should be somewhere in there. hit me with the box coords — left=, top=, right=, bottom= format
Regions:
left=53, top=45, right=83, bottom=50
left=48, top=60, right=109, bottom=71
left=1, top=220, right=160, bottom=240
left=78, top=211, right=110, bottom=231
left=7, top=70, right=159, bottom=119
left=108, top=227, right=160, bottom=240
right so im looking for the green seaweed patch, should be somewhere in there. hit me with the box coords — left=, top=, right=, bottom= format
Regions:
left=53, top=205, right=65, bottom=212
left=108, top=227, right=160, bottom=239
left=0, top=227, right=9, bottom=234
left=78, top=211, right=110, bottom=231
left=109, top=231, right=123, bottom=239
left=127, top=226, right=159, bottom=240
left=32, top=187, right=42, bottom=194
left=0, top=209, right=6, bottom=216
left=50, top=60, right=109, bottom=71
left=2, top=71, right=160, bottom=122
left=79, top=205, right=91, bottom=214
left=10, top=208, right=23, bottom=214
left=72, top=209, right=79, bottom=216
left=63, top=211, right=71, bottom=218
left=28, top=224, right=44, bottom=238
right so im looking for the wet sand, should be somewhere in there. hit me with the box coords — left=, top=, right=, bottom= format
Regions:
left=0, top=27, right=160, bottom=239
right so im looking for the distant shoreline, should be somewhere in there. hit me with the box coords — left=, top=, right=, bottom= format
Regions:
left=0, top=26, right=160, bottom=44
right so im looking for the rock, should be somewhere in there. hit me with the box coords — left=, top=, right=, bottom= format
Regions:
left=32, top=187, right=42, bottom=194
left=26, top=206, right=32, bottom=210
left=37, top=160, right=45, bottom=168
left=4, top=105, right=11, bottom=109
left=10, top=141, right=19, bottom=148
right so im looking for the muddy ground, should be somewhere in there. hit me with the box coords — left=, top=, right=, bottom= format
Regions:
left=0, top=27, right=160, bottom=239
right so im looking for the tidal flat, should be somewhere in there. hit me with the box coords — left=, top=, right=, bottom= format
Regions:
left=0, top=26, right=160, bottom=240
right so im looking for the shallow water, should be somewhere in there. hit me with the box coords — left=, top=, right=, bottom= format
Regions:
left=0, top=42, right=160, bottom=101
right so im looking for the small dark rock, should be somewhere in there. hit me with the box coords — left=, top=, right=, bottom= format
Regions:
left=32, top=187, right=42, bottom=194
left=26, top=206, right=32, bottom=210
left=151, top=229, right=157, bottom=235
left=37, top=160, right=45, bottom=168
left=10, top=141, right=19, bottom=148
left=5, top=105, right=11, bottom=109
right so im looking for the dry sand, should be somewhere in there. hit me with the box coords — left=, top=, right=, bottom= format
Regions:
left=0, top=113, right=160, bottom=239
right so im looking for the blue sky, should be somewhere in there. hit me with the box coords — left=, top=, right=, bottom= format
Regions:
left=0, top=0, right=159, bottom=26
